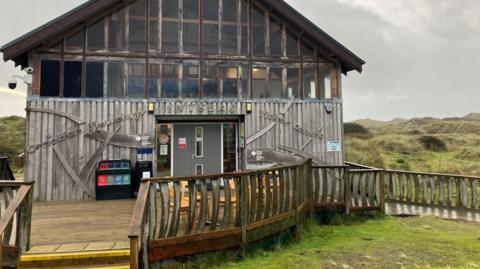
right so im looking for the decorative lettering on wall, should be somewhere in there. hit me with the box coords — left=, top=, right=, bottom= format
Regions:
left=165, top=102, right=237, bottom=115
left=259, top=111, right=323, bottom=139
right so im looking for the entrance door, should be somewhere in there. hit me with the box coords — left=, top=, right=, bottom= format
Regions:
left=173, top=124, right=222, bottom=177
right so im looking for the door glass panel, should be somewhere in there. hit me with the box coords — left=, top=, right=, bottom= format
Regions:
left=195, top=127, right=204, bottom=157
left=195, top=164, right=204, bottom=175
left=223, top=123, right=237, bottom=173
left=157, top=124, right=172, bottom=177
left=270, top=68, right=283, bottom=98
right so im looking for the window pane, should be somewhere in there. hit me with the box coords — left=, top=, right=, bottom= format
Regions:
left=319, top=63, right=332, bottom=99
left=162, top=0, right=178, bottom=18
left=184, top=0, right=199, bottom=20
left=183, top=23, right=199, bottom=53
left=203, top=66, right=219, bottom=97
left=203, top=24, right=219, bottom=54
left=223, top=0, right=237, bottom=22
left=87, top=19, right=105, bottom=50
left=303, top=64, right=317, bottom=99
left=286, top=68, right=299, bottom=98
left=183, top=65, right=199, bottom=98
left=286, top=31, right=299, bottom=57
left=223, top=123, right=237, bottom=172
left=203, top=0, right=219, bottom=20
left=269, top=19, right=282, bottom=56
left=127, top=63, right=145, bottom=98
left=148, top=64, right=159, bottom=98
left=40, top=60, right=60, bottom=97
left=64, top=61, right=82, bottom=98
left=252, top=67, right=266, bottom=98
left=109, top=9, right=126, bottom=51
left=65, top=31, right=84, bottom=51
left=222, top=24, right=237, bottom=54
left=240, top=65, right=249, bottom=98
left=270, top=68, right=283, bottom=98
left=240, top=0, right=248, bottom=55
left=162, top=21, right=179, bottom=53
left=129, top=0, right=146, bottom=51
left=195, top=127, right=203, bottom=157
left=150, top=0, right=159, bottom=18
left=222, top=67, right=238, bottom=98
left=86, top=62, right=104, bottom=98
left=302, top=40, right=315, bottom=58
left=107, top=62, right=125, bottom=97
left=252, top=7, right=266, bottom=56
left=161, top=64, right=179, bottom=98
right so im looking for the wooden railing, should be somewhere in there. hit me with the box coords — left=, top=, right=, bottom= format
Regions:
left=0, top=181, right=34, bottom=267
left=385, top=170, right=480, bottom=209
left=129, top=159, right=313, bottom=269
left=0, top=157, right=15, bottom=181
left=311, top=166, right=348, bottom=209
left=346, top=168, right=385, bottom=213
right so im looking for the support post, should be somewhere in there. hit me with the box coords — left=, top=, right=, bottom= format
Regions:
left=16, top=187, right=33, bottom=254
left=306, top=159, right=314, bottom=217
left=379, top=170, right=386, bottom=214
left=293, top=166, right=300, bottom=239
left=240, top=174, right=249, bottom=257
left=130, top=237, right=139, bottom=269
left=345, top=168, right=352, bottom=215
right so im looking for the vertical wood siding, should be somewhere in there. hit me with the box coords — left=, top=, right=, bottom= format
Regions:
left=25, top=99, right=343, bottom=201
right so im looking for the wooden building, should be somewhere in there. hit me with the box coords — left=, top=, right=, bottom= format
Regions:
left=1, top=0, right=364, bottom=201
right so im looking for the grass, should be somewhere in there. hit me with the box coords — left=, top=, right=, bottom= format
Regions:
left=209, top=215, right=480, bottom=269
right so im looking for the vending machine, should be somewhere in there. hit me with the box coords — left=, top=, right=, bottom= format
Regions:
left=95, top=160, right=133, bottom=200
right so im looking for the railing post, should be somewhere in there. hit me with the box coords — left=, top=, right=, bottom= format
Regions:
left=306, top=159, right=314, bottom=218
left=345, top=168, right=351, bottom=215
left=240, top=174, right=249, bottom=257
left=130, top=236, right=139, bottom=269
left=293, top=165, right=300, bottom=239
left=16, top=186, right=33, bottom=254
left=379, top=170, right=386, bottom=214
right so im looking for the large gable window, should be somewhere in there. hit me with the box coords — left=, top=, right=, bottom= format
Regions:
left=109, top=8, right=126, bottom=51
left=221, top=0, right=238, bottom=55
left=87, top=19, right=105, bottom=50
left=252, top=6, right=266, bottom=56
left=129, top=0, right=146, bottom=52
left=162, top=0, right=180, bottom=53
left=63, top=61, right=82, bottom=98
left=40, top=60, right=60, bottom=97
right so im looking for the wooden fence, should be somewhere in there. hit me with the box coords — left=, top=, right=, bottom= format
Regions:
left=129, top=160, right=313, bottom=269
left=0, top=181, right=34, bottom=268
left=385, top=170, right=480, bottom=209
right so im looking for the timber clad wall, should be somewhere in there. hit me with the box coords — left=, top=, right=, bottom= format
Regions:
left=25, top=99, right=343, bottom=201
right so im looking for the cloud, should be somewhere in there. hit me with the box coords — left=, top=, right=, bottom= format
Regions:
left=0, top=87, right=25, bottom=117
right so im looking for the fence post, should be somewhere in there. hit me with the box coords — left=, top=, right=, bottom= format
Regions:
left=345, top=168, right=351, bottom=215
left=293, top=165, right=300, bottom=239
left=240, top=174, right=249, bottom=257
left=16, top=187, right=33, bottom=254
left=379, top=170, right=386, bottom=214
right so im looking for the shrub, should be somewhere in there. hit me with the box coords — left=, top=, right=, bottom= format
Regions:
left=418, top=136, right=447, bottom=152
left=344, top=123, right=372, bottom=138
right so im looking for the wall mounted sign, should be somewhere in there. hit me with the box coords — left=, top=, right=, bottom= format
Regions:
left=327, top=141, right=342, bottom=152
left=165, top=102, right=237, bottom=115
left=160, top=145, right=169, bottom=156
left=178, top=138, right=187, bottom=150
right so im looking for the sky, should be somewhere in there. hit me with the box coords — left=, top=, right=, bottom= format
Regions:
left=0, top=0, right=479, bottom=121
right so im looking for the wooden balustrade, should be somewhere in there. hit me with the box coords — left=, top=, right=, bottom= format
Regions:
left=129, top=159, right=313, bottom=269
left=0, top=181, right=34, bottom=268
left=311, top=166, right=348, bottom=209
left=346, top=169, right=385, bottom=213
left=385, top=170, right=480, bottom=209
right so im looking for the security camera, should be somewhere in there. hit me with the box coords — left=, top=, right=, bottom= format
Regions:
left=8, top=78, right=17, bottom=90
left=25, top=67, right=34, bottom=75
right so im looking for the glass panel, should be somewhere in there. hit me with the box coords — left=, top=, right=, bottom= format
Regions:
left=203, top=0, right=219, bottom=20
left=222, top=67, right=238, bottom=98
left=222, top=24, right=237, bottom=55
left=195, top=127, right=203, bottom=157
left=63, top=61, right=82, bottom=98
left=148, top=64, right=159, bottom=98
left=240, top=65, right=249, bottom=98
left=107, top=62, right=125, bottom=97
left=86, top=62, right=104, bottom=98
left=162, top=21, right=179, bottom=53
left=223, top=123, right=237, bottom=173
left=150, top=0, right=159, bottom=18
left=286, top=68, right=299, bottom=98
left=252, top=67, right=266, bottom=98
left=129, top=0, right=146, bottom=51
left=109, top=8, right=126, bottom=51
left=183, top=65, right=199, bottom=98
left=303, top=63, right=317, bottom=99
left=319, top=63, right=332, bottom=99
left=183, top=23, right=199, bottom=53
left=87, top=19, right=105, bottom=50
left=286, top=31, right=299, bottom=57
left=240, top=0, right=248, bottom=55
left=156, top=124, right=172, bottom=177
left=184, top=0, right=199, bottom=20
left=163, top=0, right=178, bottom=18
left=127, top=63, right=145, bottom=98
left=302, top=40, right=315, bottom=58
left=40, top=60, right=60, bottom=97
left=195, top=164, right=203, bottom=175
left=203, top=66, right=219, bottom=97
left=203, top=23, right=219, bottom=54
left=252, top=7, right=266, bottom=56
left=150, top=0, right=159, bottom=50
left=223, top=0, right=237, bottom=22
left=65, top=31, right=84, bottom=51
left=161, top=64, right=179, bottom=98
left=269, top=18, right=282, bottom=56
left=270, top=68, right=283, bottom=98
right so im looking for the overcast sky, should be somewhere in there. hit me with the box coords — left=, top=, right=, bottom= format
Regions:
left=0, top=0, right=479, bottom=121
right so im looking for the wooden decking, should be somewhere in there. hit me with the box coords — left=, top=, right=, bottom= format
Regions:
left=28, top=199, right=135, bottom=254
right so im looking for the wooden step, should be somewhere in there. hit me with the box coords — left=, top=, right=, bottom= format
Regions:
left=19, top=249, right=130, bottom=268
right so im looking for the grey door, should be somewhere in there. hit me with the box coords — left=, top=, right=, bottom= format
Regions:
left=173, top=124, right=222, bottom=177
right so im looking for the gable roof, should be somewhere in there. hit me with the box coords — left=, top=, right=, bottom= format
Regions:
left=1, top=0, right=365, bottom=73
